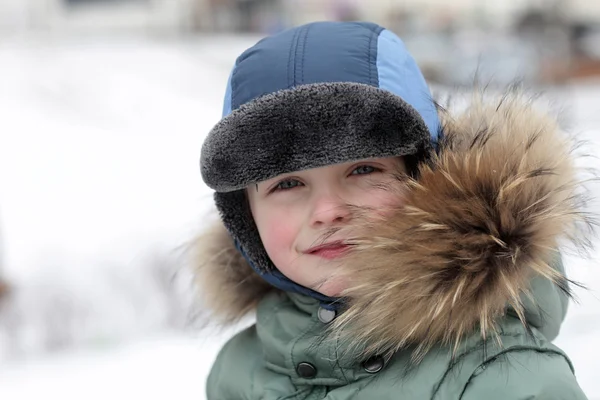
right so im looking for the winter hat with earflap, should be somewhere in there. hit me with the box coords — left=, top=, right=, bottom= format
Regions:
left=200, top=21, right=441, bottom=306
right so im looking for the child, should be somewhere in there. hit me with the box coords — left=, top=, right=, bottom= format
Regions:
left=196, top=21, right=590, bottom=399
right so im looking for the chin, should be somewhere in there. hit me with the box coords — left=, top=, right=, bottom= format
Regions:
left=316, top=279, right=347, bottom=297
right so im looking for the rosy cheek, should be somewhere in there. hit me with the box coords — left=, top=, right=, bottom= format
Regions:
left=260, top=216, right=298, bottom=261
left=274, top=217, right=295, bottom=237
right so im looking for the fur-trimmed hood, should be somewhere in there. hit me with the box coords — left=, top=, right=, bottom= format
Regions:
left=193, top=91, right=592, bottom=360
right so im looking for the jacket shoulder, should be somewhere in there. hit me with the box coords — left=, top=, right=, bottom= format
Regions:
left=431, top=318, right=584, bottom=400
left=460, top=349, right=587, bottom=400
left=207, top=325, right=260, bottom=400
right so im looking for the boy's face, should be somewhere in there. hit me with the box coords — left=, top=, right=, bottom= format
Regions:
left=247, top=156, right=407, bottom=297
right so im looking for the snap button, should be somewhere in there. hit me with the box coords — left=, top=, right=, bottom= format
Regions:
left=297, top=362, right=317, bottom=378
left=317, top=307, right=336, bottom=323
left=362, top=355, right=385, bottom=374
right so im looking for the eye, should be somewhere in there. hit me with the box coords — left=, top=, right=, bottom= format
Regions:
left=272, top=179, right=303, bottom=192
left=351, top=165, right=380, bottom=175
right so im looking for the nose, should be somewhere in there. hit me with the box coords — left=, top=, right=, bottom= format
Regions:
left=309, top=192, right=351, bottom=228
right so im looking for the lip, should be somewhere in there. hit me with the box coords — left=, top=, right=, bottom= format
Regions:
left=305, top=241, right=350, bottom=260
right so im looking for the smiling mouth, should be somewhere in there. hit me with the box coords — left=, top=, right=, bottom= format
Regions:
left=305, top=241, right=350, bottom=259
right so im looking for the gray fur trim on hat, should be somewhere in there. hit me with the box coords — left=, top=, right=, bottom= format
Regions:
left=201, top=82, right=433, bottom=192
left=214, top=189, right=274, bottom=273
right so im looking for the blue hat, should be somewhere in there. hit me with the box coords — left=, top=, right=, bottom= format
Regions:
left=200, top=21, right=441, bottom=305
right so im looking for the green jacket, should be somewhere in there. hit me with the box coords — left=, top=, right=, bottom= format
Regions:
left=196, top=96, right=589, bottom=399
left=207, top=289, right=584, bottom=399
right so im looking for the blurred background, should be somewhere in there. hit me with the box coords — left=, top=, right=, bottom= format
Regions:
left=0, top=0, right=599, bottom=399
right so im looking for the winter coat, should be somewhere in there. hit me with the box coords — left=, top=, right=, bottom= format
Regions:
left=194, top=95, right=590, bottom=399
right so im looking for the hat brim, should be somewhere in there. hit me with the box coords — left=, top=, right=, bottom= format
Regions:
left=201, top=82, right=433, bottom=192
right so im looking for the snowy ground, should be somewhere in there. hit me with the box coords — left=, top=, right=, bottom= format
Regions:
left=0, top=34, right=598, bottom=399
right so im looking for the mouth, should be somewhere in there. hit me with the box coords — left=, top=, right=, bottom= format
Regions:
left=305, top=241, right=350, bottom=260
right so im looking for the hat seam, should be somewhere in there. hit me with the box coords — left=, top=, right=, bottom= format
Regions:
left=300, top=24, right=310, bottom=85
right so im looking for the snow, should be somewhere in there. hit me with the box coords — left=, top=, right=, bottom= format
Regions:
left=0, top=35, right=599, bottom=399
left=0, top=334, right=223, bottom=399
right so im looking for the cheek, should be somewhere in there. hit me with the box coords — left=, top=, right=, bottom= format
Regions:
left=354, top=185, right=406, bottom=216
left=261, top=220, right=295, bottom=251
left=255, top=210, right=300, bottom=266
left=378, top=190, right=406, bottom=215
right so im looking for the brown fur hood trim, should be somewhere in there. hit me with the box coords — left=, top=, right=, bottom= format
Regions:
left=192, top=220, right=275, bottom=324
left=192, top=90, right=593, bottom=357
